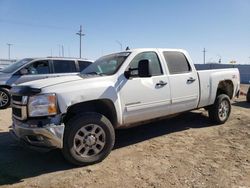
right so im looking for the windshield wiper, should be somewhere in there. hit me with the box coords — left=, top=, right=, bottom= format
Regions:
left=83, top=72, right=106, bottom=76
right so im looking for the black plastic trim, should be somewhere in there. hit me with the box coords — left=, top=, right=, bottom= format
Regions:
left=10, top=86, right=41, bottom=96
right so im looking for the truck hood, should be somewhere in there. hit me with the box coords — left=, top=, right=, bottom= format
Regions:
left=19, top=75, right=85, bottom=89
left=19, top=73, right=118, bottom=114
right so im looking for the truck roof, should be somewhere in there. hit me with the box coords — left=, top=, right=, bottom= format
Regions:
left=28, top=57, right=93, bottom=62
left=125, top=48, right=188, bottom=53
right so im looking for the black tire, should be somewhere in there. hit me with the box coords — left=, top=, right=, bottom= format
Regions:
left=0, top=88, right=11, bottom=109
left=62, top=112, right=115, bottom=166
left=247, top=87, right=250, bottom=103
left=208, top=94, right=231, bottom=124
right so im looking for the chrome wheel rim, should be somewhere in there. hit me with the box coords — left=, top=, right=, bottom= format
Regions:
left=73, top=124, right=106, bottom=157
left=0, top=91, right=9, bottom=107
left=218, top=100, right=229, bottom=121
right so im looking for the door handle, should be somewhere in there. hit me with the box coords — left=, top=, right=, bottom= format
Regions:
left=156, top=80, right=168, bottom=86
left=187, top=77, right=196, bottom=83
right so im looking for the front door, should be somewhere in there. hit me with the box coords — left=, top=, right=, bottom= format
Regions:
left=119, top=51, right=171, bottom=124
left=51, top=60, right=78, bottom=77
left=13, top=60, right=51, bottom=85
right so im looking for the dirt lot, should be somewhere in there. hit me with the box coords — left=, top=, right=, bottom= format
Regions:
left=0, top=85, right=249, bottom=188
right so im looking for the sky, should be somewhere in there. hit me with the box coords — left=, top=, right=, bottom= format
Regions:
left=0, top=0, right=249, bottom=64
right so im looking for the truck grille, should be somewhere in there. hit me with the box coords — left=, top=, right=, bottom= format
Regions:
left=12, top=107, right=22, bottom=117
left=12, top=95, right=23, bottom=103
left=12, top=95, right=28, bottom=120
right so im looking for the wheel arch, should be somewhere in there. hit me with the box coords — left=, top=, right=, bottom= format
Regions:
left=63, top=99, right=118, bottom=128
left=216, top=80, right=234, bottom=99
left=0, top=85, right=11, bottom=90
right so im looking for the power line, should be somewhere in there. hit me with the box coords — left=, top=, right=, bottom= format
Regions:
left=76, top=25, right=85, bottom=58
left=0, top=18, right=72, bottom=30
left=116, top=40, right=123, bottom=51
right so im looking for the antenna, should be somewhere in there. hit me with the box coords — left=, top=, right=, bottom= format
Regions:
left=116, top=40, right=123, bottom=51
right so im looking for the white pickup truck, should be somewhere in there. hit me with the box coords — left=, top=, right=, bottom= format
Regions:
left=10, top=48, right=240, bottom=165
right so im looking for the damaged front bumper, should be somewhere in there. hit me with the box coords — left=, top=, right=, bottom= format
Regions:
left=10, top=116, right=65, bottom=151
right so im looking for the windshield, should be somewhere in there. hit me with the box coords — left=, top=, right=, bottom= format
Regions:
left=81, top=52, right=130, bottom=76
left=0, top=58, right=34, bottom=73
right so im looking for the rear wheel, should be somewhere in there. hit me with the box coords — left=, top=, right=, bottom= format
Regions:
left=208, top=94, right=231, bottom=124
left=247, top=87, right=250, bottom=103
left=0, top=88, right=10, bottom=109
left=62, top=112, right=115, bottom=166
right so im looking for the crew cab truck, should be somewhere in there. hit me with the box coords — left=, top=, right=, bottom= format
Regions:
left=10, top=48, right=240, bottom=166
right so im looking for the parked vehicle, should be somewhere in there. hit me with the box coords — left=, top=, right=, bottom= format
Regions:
left=0, top=57, right=92, bottom=109
left=10, top=48, right=240, bottom=165
left=247, top=86, right=250, bottom=102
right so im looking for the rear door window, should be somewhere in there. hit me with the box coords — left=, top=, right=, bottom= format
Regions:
left=78, top=61, right=92, bottom=71
left=163, top=51, right=191, bottom=74
left=53, top=60, right=77, bottom=73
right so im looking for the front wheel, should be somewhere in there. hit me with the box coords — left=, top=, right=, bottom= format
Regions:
left=0, top=88, right=10, bottom=109
left=208, top=94, right=231, bottom=124
left=62, top=112, right=115, bottom=166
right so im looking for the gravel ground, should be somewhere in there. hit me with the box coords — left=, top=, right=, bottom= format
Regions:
left=0, top=85, right=249, bottom=188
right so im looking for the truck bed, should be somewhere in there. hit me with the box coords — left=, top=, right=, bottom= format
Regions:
left=197, top=68, right=240, bottom=108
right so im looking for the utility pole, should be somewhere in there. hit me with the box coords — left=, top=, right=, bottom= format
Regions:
left=202, top=48, right=206, bottom=64
left=76, top=25, right=85, bottom=58
left=7, top=43, right=13, bottom=59
left=217, top=54, right=222, bottom=64
left=61, top=45, right=64, bottom=57
left=58, top=45, right=61, bottom=57
left=68, top=46, right=71, bottom=57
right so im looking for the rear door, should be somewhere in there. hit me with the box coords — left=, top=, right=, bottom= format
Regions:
left=119, top=51, right=171, bottom=124
left=162, top=51, right=199, bottom=114
left=51, top=60, right=78, bottom=77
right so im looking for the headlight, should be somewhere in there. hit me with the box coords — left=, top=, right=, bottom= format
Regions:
left=28, top=93, right=57, bottom=117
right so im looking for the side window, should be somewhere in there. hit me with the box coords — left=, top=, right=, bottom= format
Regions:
left=129, top=52, right=162, bottom=76
left=163, top=51, right=191, bottom=74
left=78, top=61, right=92, bottom=71
left=53, top=60, right=76, bottom=73
left=26, top=61, right=50, bottom=74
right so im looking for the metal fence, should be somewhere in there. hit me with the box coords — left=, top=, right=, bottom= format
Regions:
left=0, top=59, right=17, bottom=69
left=195, top=64, right=250, bottom=84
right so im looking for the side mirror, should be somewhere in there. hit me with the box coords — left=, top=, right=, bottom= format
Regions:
left=124, top=70, right=131, bottom=79
left=124, top=59, right=151, bottom=79
left=20, top=68, right=28, bottom=75
left=138, top=59, right=151, bottom=77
